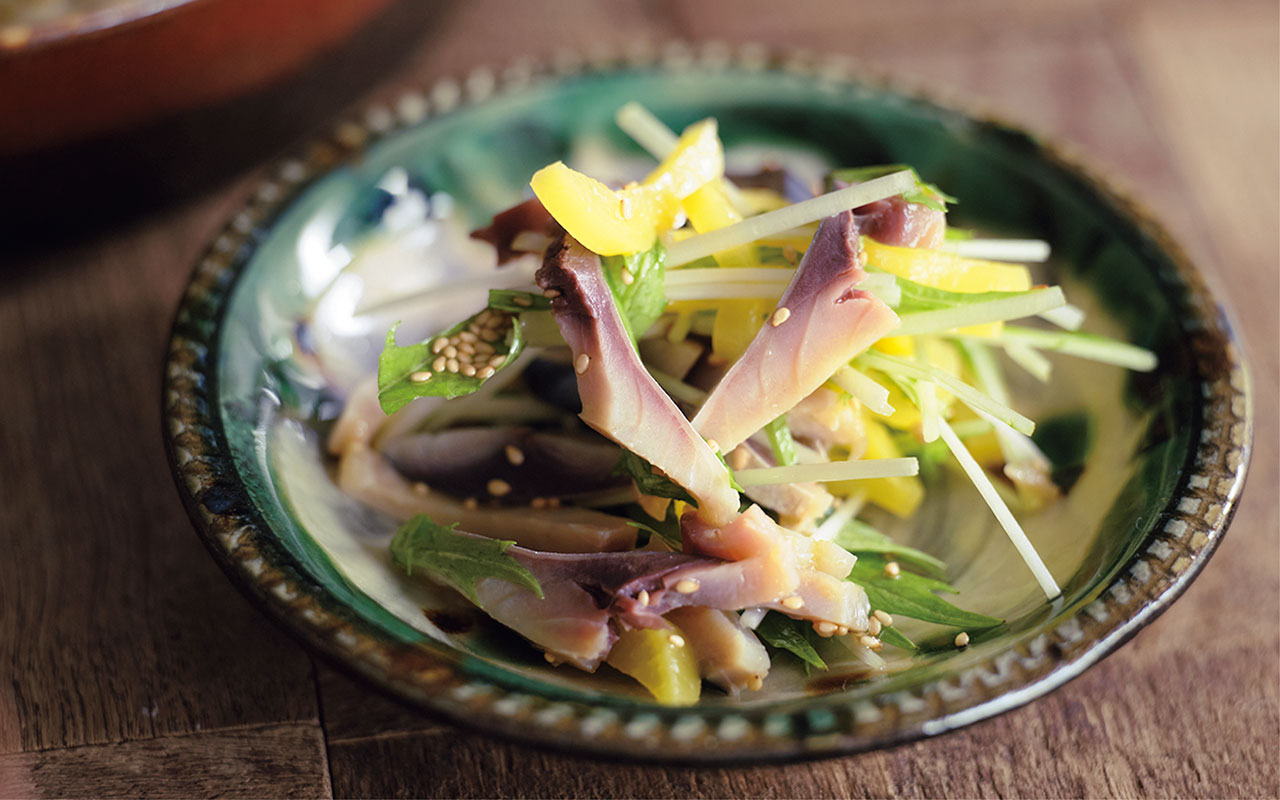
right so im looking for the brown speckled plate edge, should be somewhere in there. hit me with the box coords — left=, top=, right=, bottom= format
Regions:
left=161, top=43, right=1253, bottom=764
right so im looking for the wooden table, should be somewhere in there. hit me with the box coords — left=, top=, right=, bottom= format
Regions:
left=2, top=1, right=1276, bottom=796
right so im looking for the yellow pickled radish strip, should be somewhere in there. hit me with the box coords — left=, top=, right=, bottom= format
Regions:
left=828, top=415, right=924, bottom=518
left=530, top=119, right=723, bottom=256
left=530, top=162, right=677, bottom=255
left=644, top=118, right=724, bottom=200
left=606, top=626, right=701, bottom=706
left=863, top=238, right=1032, bottom=293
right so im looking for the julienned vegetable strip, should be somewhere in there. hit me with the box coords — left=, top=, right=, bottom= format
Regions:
left=858, top=350, right=1036, bottom=435
left=665, top=171, right=917, bottom=267
left=663, top=270, right=900, bottom=305
left=995, top=325, right=1158, bottom=371
left=830, top=366, right=894, bottom=416
left=734, top=457, right=919, bottom=487
left=941, top=238, right=1050, bottom=262
left=891, top=286, right=1066, bottom=336
left=937, top=417, right=1061, bottom=599
left=1038, top=304, right=1086, bottom=331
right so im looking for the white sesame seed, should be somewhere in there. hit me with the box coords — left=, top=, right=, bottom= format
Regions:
left=489, top=355, right=506, bottom=368
left=446, top=358, right=459, bottom=373
left=731, top=448, right=751, bottom=470
left=547, top=497, right=561, bottom=508
left=815, top=621, right=838, bottom=637
left=782, top=245, right=798, bottom=264
left=476, top=341, right=495, bottom=355
left=409, top=370, right=432, bottom=383
left=513, top=295, right=533, bottom=307
left=574, top=353, right=591, bottom=374
left=432, top=338, right=448, bottom=354
left=868, top=617, right=882, bottom=636
left=873, top=610, right=894, bottom=627
left=462, top=498, right=479, bottom=510
left=432, top=356, right=447, bottom=372
left=667, top=634, right=685, bottom=647
left=859, top=634, right=879, bottom=649
left=444, top=345, right=458, bottom=359
left=619, top=196, right=633, bottom=217
left=781, top=595, right=804, bottom=610
left=955, top=631, right=970, bottom=648
left=459, top=331, right=478, bottom=344
left=487, top=479, right=512, bottom=497
left=459, top=342, right=476, bottom=356
left=411, top=482, right=429, bottom=496
left=770, top=306, right=792, bottom=326
left=505, top=445, right=525, bottom=466
left=621, top=267, right=635, bottom=285
left=530, top=497, right=547, bottom=509
left=836, top=626, right=849, bottom=637
left=747, top=676, right=763, bottom=691
left=476, top=366, right=495, bottom=379
left=705, top=439, right=720, bottom=454
left=544, top=651, right=558, bottom=664
left=637, top=590, right=650, bottom=606
left=675, top=579, right=700, bottom=594
left=884, top=561, right=901, bottom=578
left=543, top=288, right=561, bottom=299
left=461, top=364, right=477, bottom=377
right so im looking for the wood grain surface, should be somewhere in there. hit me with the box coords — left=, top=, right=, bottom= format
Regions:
left=1, top=1, right=1275, bottom=797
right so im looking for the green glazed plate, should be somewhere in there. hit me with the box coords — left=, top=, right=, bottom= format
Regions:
left=163, top=45, right=1252, bottom=763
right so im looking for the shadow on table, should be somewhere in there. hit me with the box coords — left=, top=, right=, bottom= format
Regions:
left=0, top=0, right=457, bottom=267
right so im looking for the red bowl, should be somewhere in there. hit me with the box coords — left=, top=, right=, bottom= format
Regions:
left=0, top=0, right=396, bottom=155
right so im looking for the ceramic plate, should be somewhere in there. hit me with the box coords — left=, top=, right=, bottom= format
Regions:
left=163, top=46, right=1252, bottom=763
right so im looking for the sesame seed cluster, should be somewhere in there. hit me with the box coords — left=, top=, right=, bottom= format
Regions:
left=410, top=308, right=514, bottom=384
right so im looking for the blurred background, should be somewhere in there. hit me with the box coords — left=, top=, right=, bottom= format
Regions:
left=1, top=1, right=1275, bottom=797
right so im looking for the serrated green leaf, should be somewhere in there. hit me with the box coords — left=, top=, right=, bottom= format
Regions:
left=764, top=415, right=797, bottom=467
left=389, top=515, right=542, bottom=604
left=612, top=450, right=697, bottom=505
left=848, top=555, right=1002, bottom=629
left=377, top=309, right=524, bottom=415
left=755, top=611, right=827, bottom=671
left=601, top=242, right=666, bottom=342
left=834, top=519, right=947, bottom=578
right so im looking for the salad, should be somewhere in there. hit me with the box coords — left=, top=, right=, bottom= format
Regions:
left=326, top=103, right=1157, bottom=705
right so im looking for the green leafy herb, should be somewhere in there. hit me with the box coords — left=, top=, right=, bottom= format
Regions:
left=389, top=514, right=543, bottom=604
left=713, top=448, right=744, bottom=493
left=878, top=625, right=917, bottom=651
left=755, top=611, right=827, bottom=672
left=764, top=415, right=798, bottom=467
left=488, top=289, right=551, bottom=312
left=377, top=310, right=523, bottom=415
left=835, top=519, right=947, bottom=578
left=624, top=502, right=683, bottom=550
left=831, top=165, right=957, bottom=212
left=612, top=450, right=696, bottom=505
left=848, top=555, right=1001, bottom=630
left=601, top=242, right=667, bottom=342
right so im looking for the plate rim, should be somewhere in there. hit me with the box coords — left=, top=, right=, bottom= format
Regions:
left=161, top=43, right=1254, bottom=764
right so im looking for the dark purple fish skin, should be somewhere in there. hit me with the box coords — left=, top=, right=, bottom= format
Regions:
left=853, top=195, right=946, bottom=248
left=691, top=211, right=900, bottom=451
left=537, top=235, right=740, bottom=525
